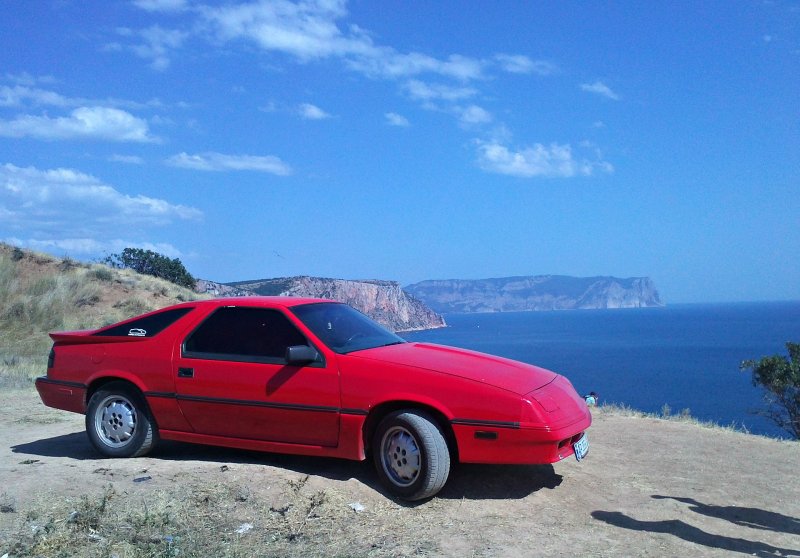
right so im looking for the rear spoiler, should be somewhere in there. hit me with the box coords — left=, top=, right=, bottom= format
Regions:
left=49, top=331, right=150, bottom=345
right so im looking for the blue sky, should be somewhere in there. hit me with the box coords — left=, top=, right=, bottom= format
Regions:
left=1, top=0, right=798, bottom=303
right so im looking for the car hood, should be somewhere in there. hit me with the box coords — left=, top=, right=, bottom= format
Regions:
left=351, top=342, right=558, bottom=395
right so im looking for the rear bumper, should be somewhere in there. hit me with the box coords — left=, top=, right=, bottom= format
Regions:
left=35, top=377, right=87, bottom=414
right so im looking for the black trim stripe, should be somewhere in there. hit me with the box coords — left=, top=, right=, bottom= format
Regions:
left=451, top=418, right=520, bottom=429
left=173, top=394, right=339, bottom=414
left=144, top=391, right=175, bottom=399
left=36, top=377, right=86, bottom=389
left=341, top=408, right=369, bottom=416
left=118, top=387, right=518, bottom=429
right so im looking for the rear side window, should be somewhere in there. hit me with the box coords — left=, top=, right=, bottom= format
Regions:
left=183, top=306, right=310, bottom=363
left=94, top=307, right=193, bottom=338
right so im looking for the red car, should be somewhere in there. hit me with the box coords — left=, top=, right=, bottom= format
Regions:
left=36, top=297, right=591, bottom=500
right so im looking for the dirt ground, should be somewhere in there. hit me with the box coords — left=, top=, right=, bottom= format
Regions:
left=1, top=389, right=799, bottom=557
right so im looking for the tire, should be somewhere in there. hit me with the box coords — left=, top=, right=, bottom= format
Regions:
left=86, top=382, right=157, bottom=458
left=372, top=410, right=451, bottom=501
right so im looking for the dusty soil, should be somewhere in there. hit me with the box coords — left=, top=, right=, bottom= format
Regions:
left=1, top=390, right=799, bottom=557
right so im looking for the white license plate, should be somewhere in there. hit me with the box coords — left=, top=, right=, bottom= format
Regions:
left=573, top=435, right=589, bottom=462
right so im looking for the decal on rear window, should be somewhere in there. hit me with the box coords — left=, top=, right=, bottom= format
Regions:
left=94, top=307, right=194, bottom=338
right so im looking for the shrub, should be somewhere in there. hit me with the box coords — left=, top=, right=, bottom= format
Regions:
left=741, top=342, right=800, bottom=439
left=104, top=248, right=196, bottom=289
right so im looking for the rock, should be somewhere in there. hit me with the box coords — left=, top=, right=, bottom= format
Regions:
left=405, top=275, right=664, bottom=313
left=198, top=276, right=446, bottom=332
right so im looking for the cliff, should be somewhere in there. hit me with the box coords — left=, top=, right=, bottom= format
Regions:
left=405, top=275, right=664, bottom=313
left=199, top=276, right=446, bottom=332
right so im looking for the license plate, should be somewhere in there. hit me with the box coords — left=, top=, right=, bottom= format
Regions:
left=573, top=434, right=589, bottom=462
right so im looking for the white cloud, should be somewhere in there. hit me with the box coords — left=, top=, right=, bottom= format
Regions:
left=0, top=163, right=201, bottom=243
left=201, top=0, right=356, bottom=60
left=475, top=140, right=613, bottom=178
left=0, top=85, right=70, bottom=107
left=133, top=0, right=188, bottom=12
left=117, top=25, right=189, bottom=71
left=200, top=1, right=485, bottom=81
left=385, top=112, right=409, bottom=127
left=298, top=103, right=331, bottom=120
left=6, top=237, right=184, bottom=258
left=0, top=106, right=156, bottom=142
left=109, top=154, right=145, bottom=164
left=0, top=80, right=172, bottom=111
left=459, top=105, right=492, bottom=126
left=166, top=152, right=292, bottom=175
left=404, top=80, right=477, bottom=102
left=580, top=81, right=620, bottom=101
left=495, top=54, right=557, bottom=76
left=5, top=72, right=58, bottom=86
left=350, top=51, right=485, bottom=81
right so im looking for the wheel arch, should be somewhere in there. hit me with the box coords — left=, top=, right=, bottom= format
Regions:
left=85, top=375, right=157, bottom=428
left=363, top=400, right=459, bottom=463
left=85, top=372, right=148, bottom=404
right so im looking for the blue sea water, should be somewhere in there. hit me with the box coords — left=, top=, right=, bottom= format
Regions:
left=401, top=302, right=800, bottom=439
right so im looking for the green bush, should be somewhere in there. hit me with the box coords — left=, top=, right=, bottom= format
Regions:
left=741, top=342, right=800, bottom=439
left=104, top=248, right=196, bottom=289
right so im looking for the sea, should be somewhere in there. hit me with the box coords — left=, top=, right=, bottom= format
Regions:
left=400, top=302, right=800, bottom=439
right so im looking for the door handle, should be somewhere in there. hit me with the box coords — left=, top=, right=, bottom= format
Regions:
left=177, top=367, right=194, bottom=378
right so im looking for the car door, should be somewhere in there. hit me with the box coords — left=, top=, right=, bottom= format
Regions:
left=173, top=305, right=340, bottom=446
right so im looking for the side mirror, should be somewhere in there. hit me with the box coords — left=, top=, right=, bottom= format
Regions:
left=285, top=345, right=319, bottom=365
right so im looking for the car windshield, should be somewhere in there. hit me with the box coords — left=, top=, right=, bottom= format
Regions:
left=291, top=302, right=405, bottom=354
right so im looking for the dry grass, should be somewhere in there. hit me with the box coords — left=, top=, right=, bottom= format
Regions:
left=0, top=243, right=206, bottom=389
left=595, top=402, right=760, bottom=436
left=2, top=476, right=438, bottom=557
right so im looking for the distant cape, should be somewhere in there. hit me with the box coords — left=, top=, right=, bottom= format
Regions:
left=404, top=275, right=664, bottom=313
left=197, top=276, right=446, bottom=332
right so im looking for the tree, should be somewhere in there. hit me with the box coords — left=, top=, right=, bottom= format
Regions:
left=740, top=342, right=800, bottom=439
left=105, top=248, right=196, bottom=289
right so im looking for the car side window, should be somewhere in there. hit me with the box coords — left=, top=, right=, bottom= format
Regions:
left=183, top=307, right=309, bottom=363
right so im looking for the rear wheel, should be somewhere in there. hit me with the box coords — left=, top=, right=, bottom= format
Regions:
left=86, top=382, right=157, bottom=458
left=373, top=410, right=450, bottom=501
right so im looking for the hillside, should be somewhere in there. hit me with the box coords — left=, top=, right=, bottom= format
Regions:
left=0, top=243, right=205, bottom=388
left=406, top=275, right=664, bottom=313
left=222, top=276, right=446, bottom=332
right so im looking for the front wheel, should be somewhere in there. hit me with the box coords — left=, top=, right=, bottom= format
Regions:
left=373, top=410, right=451, bottom=501
left=86, top=382, right=157, bottom=458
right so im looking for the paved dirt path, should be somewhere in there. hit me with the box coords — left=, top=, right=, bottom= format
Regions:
left=1, top=390, right=799, bottom=557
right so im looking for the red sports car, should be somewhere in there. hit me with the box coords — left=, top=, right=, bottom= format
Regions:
left=36, top=297, right=591, bottom=500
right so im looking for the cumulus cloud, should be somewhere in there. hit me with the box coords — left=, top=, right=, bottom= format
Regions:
left=0, top=106, right=156, bottom=142
left=0, top=81, right=171, bottom=111
left=298, top=103, right=331, bottom=120
left=495, top=54, right=557, bottom=76
left=109, top=154, right=145, bottom=164
left=459, top=105, right=492, bottom=126
left=200, top=1, right=486, bottom=80
left=385, top=112, right=409, bottom=127
left=404, top=80, right=477, bottom=102
left=116, top=25, right=189, bottom=71
left=580, top=81, right=620, bottom=101
left=0, top=85, right=70, bottom=107
left=166, top=152, right=292, bottom=175
left=133, top=0, right=188, bottom=12
left=6, top=237, right=184, bottom=258
left=0, top=163, right=201, bottom=249
left=475, top=140, right=613, bottom=178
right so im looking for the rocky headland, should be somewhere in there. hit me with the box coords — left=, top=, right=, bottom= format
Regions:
left=198, top=276, right=446, bottom=332
left=405, top=275, right=664, bottom=313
